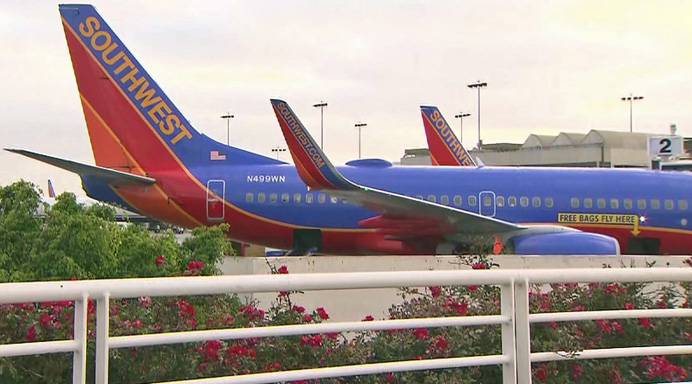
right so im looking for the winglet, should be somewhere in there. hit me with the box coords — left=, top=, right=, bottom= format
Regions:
left=270, top=99, right=354, bottom=190
left=47, top=179, right=56, bottom=198
left=420, top=106, right=476, bottom=167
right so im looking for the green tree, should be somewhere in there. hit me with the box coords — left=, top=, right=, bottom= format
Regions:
left=0, top=180, right=43, bottom=282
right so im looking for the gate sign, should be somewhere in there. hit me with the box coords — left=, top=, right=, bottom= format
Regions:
left=648, top=135, right=683, bottom=158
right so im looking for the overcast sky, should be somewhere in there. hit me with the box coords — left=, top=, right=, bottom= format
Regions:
left=1, top=0, right=691, bottom=196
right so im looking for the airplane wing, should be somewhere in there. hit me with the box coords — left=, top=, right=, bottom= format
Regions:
left=420, top=106, right=476, bottom=167
left=270, top=99, right=526, bottom=241
left=5, top=149, right=156, bottom=186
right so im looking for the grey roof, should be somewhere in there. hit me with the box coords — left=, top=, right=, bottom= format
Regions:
left=582, top=130, right=648, bottom=149
left=522, top=134, right=557, bottom=149
left=552, top=132, right=587, bottom=146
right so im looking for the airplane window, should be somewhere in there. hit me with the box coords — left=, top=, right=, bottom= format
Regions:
left=610, top=198, right=619, bottom=209
left=258, top=193, right=266, bottom=203
left=679, top=200, right=688, bottom=210
left=545, top=197, right=554, bottom=208
left=483, top=195, right=492, bottom=206
left=281, top=193, right=289, bottom=203
left=597, top=198, right=605, bottom=209
left=428, top=195, right=436, bottom=203
left=532, top=197, right=541, bottom=207
left=331, top=196, right=338, bottom=204
left=270, top=193, right=278, bottom=203
left=454, top=195, right=462, bottom=206
left=441, top=195, right=449, bottom=205
left=245, top=193, right=253, bottom=202
left=520, top=197, right=529, bottom=207
left=665, top=199, right=674, bottom=210
left=306, top=194, right=313, bottom=203
left=624, top=199, right=632, bottom=210
left=496, top=196, right=505, bottom=207
left=651, top=199, right=660, bottom=209
left=416, top=195, right=424, bottom=200
left=637, top=199, right=646, bottom=209
left=468, top=195, right=477, bottom=206
left=584, top=198, right=593, bottom=208
left=570, top=197, right=579, bottom=208
left=318, top=194, right=326, bottom=204
left=294, top=193, right=302, bottom=203
left=508, top=196, right=517, bottom=207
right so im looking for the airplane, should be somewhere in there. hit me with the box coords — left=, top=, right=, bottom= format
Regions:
left=42, top=179, right=153, bottom=225
left=420, top=106, right=476, bottom=167
left=8, top=4, right=692, bottom=255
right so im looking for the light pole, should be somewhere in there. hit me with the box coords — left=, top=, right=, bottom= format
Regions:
left=355, top=122, right=367, bottom=159
left=454, top=112, right=471, bottom=143
left=467, top=81, right=487, bottom=150
left=220, top=113, right=234, bottom=145
left=271, top=146, right=286, bottom=160
left=621, top=94, right=643, bottom=133
left=313, top=101, right=328, bottom=149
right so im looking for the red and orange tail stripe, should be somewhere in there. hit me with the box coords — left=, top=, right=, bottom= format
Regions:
left=271, top=99, right=353, bottom=191
left=421, top=106, right=476, bottom=167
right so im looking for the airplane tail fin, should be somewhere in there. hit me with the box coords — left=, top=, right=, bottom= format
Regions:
left=420, top=106, right=476, bottom=167
left=270, top=99, right=355, bottom=190
left=58, top=4, right=280, bottom=176
left=47, top=179, right=56, bottom=198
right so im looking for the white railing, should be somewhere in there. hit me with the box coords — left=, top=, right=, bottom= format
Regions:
left=1, top=268, right=692, bottom=384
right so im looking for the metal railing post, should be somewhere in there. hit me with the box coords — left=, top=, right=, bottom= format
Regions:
left=514, top=278, right=532, bottom=384
left=500, top=281, right=517, bottom=384
left=96, top=293, right=110, bottom=384
left=72, top=293, right=88, bottom=384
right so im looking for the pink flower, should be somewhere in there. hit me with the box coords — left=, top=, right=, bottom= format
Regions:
left=299, top=334, right=322, bottom=348
left=362, top=315, right=374, bottom=321
left=26, top=325, right=36, bottom=341
left=638, top=317, right=652, bottom=328
left=177, top=299, right=196, bottom=318
left=302, top=314, right=313, bottom=322
left=277, top=265, right=289, bottom=274
left=596, top=319, right=612, bottom=333
left=571, top=364, right=583, bottom=380
left=292, top=305, right=305, bottom=313
left=155, top=254, right=165, bottom=266
left=204, top=340, right=222, bottom=360
left=412, top=328, right=429, bottom=340
left=548, top=321, right=558, bottom=330
left=433, top=335, right=448, bottom=350
left=131, top=319, right=142, bottom=328
left=187, top=260, right=204, bottom=271
left=535, top=363, right=548, bottom=383
left=429, top=286, right=442, bottom=298
left=611, top=321, right=623, bottom=334
left=39, top=313, right=52, bottom=328
left=316, top=307, right=329, bottom=320
left=624, top=302, right=635, bottom=310
left=138, top=296, right=151, bottom=308
left=471, top=262, right=487, bottom=270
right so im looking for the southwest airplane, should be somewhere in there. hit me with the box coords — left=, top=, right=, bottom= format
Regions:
left=42, top=180, right=150, bottom=224
left=7, top=4, right=692, bottom=256
left=420, top=106, right=476, bottom=167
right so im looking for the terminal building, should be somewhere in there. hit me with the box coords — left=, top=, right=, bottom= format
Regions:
left=401, top=129, right=692, bottom=168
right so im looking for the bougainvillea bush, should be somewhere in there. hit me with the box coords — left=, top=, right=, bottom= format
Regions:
left=2, top=181, right=692, bottom=383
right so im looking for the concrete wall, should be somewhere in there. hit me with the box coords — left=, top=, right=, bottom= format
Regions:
left=219, top=255, right=691, bottom=322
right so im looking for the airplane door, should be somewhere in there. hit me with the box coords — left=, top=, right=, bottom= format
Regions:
left=206, top=180, right=225, bottom=221
left=479, top=191, right=496, bottom=217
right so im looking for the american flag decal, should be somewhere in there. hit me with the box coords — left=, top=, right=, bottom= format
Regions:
left=210, top=150, right=226, bottom=161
